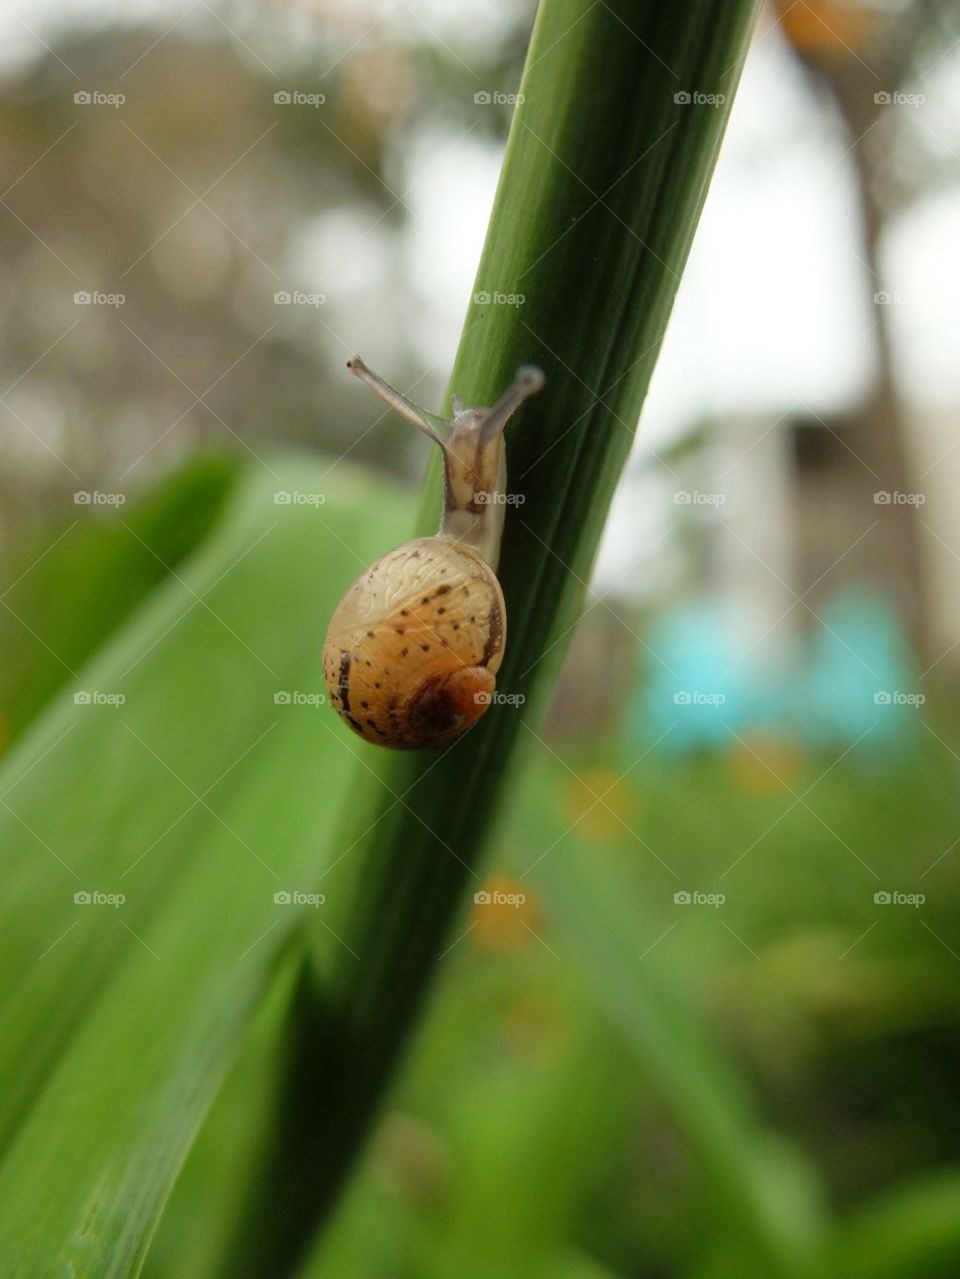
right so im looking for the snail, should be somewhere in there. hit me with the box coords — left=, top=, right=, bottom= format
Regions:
left=323, top=355, right=544, bottom=749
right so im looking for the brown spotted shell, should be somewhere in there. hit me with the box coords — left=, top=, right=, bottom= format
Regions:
left=323, top=536, right=506, bottom=749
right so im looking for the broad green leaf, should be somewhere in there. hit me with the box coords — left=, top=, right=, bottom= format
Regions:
left=0, top=457, right=237, bottom=746
left=0, top=458, right=412, bottom=1275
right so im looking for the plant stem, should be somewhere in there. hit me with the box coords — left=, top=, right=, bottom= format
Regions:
left=223, top=2, right=762, bottom=1273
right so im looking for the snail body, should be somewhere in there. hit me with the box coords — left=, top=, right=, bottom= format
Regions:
left=323, top=357, right=543, bottom=749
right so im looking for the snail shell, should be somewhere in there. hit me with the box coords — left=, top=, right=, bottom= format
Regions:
left=324, top=356, right=543, bottom=750
left=323, top=538, right=505, bottom=749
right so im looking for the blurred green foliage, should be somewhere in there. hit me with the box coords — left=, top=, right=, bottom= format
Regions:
left=136, top=592, right=960, bottom=1278
left=0, top=456, right=237, bottom=744
left=303, top=739, right=960, bottom=1279
left=2, top=2, right=959, bottom=1276
left=1, top=444, right=959, bottom=1278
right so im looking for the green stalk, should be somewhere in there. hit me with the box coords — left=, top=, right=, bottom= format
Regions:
left=226, top=2, right=761, bottom=1273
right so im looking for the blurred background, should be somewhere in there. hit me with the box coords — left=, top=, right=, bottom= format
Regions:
left=2, top=0, right=960, bottom=1275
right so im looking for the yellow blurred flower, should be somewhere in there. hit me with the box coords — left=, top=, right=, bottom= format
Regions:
left=469, top=875, right=542, bottom=953
left=560, top=768, right=637, bottom=843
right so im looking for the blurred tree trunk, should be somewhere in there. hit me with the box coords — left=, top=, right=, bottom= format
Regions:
left=831, top=70, right=930, bottom=657
left=781, top=1, right=932, bottom=657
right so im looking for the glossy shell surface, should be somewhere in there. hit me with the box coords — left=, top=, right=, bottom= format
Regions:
left=323, top=536, right=506, bottom=748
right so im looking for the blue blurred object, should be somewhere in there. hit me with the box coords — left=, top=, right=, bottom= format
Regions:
left=627, top=586, right=920, bottom=755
